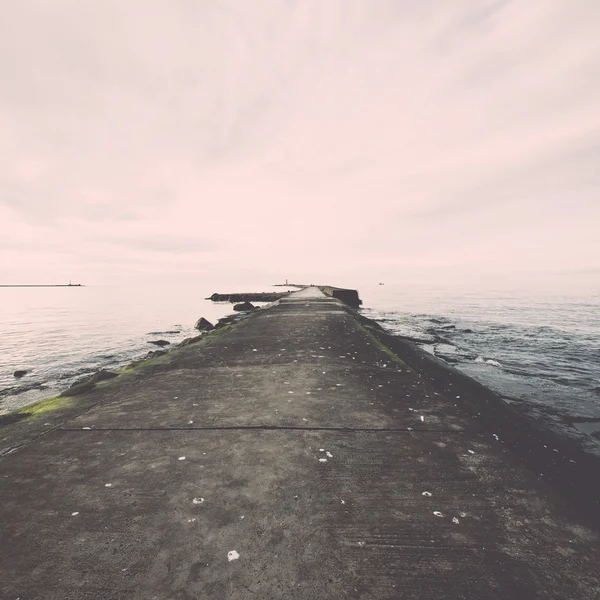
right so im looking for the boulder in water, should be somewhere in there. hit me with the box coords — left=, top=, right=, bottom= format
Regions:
left=148, top=339, right=170, bottom=347
left=147, top=330, right=181, bottom=335
left=61, top=381, right=96, bottom=397
left=61, top=370, right=118, bottom=396
left=179, top=334, right=204, bottom=347
left=194, top=317, right=214, bottom=331
left=13, top=370, right=29, bottom=378
left=233, top=302, right=254, bottom=312
left=89, top=370, right=118, bottom=383
left=144, top=350, right=168, bottom=360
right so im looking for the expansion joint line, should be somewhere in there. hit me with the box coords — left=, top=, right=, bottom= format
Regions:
left=57, top=425, right=470, bottom=433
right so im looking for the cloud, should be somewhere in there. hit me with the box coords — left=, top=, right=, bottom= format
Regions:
left=1, top=0, right=599, bottom=285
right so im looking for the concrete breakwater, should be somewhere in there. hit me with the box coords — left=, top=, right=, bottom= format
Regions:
left=1, top=287, right=600, bottom=599
left=318, top=285, right=362, bottom=307
left=208, top=285, right=362, bottom=308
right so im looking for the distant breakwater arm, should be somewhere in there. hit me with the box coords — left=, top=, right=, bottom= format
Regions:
left=207, top=292, right=288, bottom=302
left=0, top=284, right=83, bottom=288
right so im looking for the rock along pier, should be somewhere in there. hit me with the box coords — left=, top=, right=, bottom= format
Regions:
left=1, top=287, right=600, bottom=599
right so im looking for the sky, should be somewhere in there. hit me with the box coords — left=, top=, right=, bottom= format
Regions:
left=1, top=0, right=599, bottom=288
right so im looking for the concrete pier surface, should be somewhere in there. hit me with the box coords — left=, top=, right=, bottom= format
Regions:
left=1, top=288, right=600, bottom=599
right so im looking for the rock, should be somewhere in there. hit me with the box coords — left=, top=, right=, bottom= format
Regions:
left=13, top=370, right=29, bottom=378
left=462, top=329, right=474, bottom=334
left=148, top=339, right=170, bottom=347
left=194, top=317, right=214, bottom=331
left=179, top=335, right=204, bottom=347
left=61, top=381, right=96, bottom=397
left=89, top=370, right=118, bottom=384
left=440, top=325, right=456, bottom=330
left=144, top=350, right=168, bottom=360
left=214, top=316, right=236, bottom=329
left=64, top=370, right=118, bottom=393
left=147, top=330, right=181, bottom=335
left=233, top=302, right=254, bottom=312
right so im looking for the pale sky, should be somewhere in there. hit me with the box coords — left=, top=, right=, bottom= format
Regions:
left=1, top=0, right=599, bottom=287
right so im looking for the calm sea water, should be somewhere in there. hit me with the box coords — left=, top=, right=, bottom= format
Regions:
left=1, top=282, right=599, bottom=422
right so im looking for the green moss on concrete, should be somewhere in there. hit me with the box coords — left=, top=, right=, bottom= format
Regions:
left=17, top=395, right=77, bottom=420
left=354, top=321, right=408, bottom=367
left=116, top=358, right=155, bottom=374
left=207, top=324, right=235, bottom=336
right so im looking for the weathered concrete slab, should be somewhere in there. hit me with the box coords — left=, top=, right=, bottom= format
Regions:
left=1, top=293, right=600, bottom=599
left=2, top=428, right=599, bottom=599
left=65, top=364, right=469, bottom=431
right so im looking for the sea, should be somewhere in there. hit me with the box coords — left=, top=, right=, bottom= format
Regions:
left=1, top=282, right=599, bottom=427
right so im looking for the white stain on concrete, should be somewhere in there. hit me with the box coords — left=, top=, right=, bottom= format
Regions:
left=433, top=511, right=444, bottom=517
left=318, top=458, right=328, bottom=463
left=178, top=456, right=186, bottom=461
left=420, top=415, right=425, bottom=422
left=71, top=512, right=79, bottom=516
left=104, top=483, right=112, bottom=488
left=422, top=491, right=432, bottom=497
left=326, top=451, right=333, bottom=458
left=193, top=497, right=205, bottom=504
left=227, top=550, right=240, bottom=562
left=452, top=517, right=460, bottom=524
